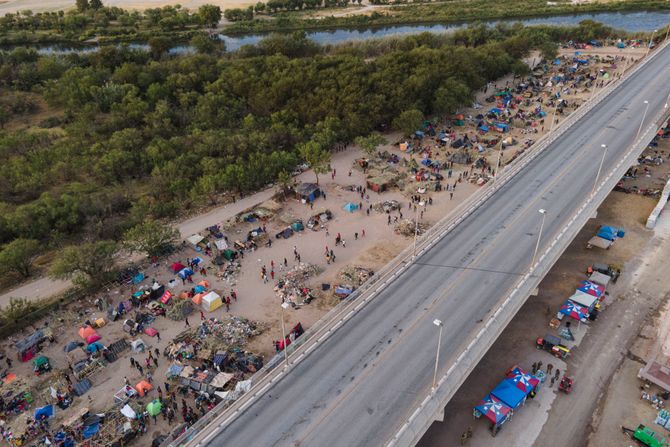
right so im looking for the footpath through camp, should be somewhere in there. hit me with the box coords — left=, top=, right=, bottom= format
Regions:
left=0, top=41, right=652, bottom=447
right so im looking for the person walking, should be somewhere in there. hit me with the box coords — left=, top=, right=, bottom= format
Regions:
left=362, top=229, right=365, bottom=237
left=156, top=331, right=161, bottom=342
left=184, top=317, right=190, bottom=328
left=200, top=311, right=205, bottom=321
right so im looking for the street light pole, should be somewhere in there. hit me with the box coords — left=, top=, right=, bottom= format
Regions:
left=592, top=144, right=608, bottom=195
left=665, top=25, right=670, bottom=42
left=493, top=138, right=504, bottom=183
left=665, top=91, right=670, bottom=109
left=531, top=209, right=547, bottom=268
left=280, top=302, right=290, bottom=367
left=636, top=100, right=650, bottom=140
left=646, top=29, right=657, bottom=57
left=432, top=319, right=443, bottom=390
left=549, top=99, right=558, bottom=132
left=412, top=203, right=419, bottom=258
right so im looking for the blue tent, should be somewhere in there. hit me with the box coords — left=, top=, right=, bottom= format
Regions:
left=86, top=341, right=104, bottom=353
left=415, top=130, right=425, bottom=138
left=82, top=423, right=100, bottom=439
left=616, top=42, right=625, bottom=49
left=421, top=159, right=432, bottom=166
left=194, top=285, right=206, bottom=294
left=438, top=132, right=447, bottom=141
left=34, top=405, right=54, bottom=420
left=597, top=226, right=622, bottom=241
left=489, top=108, right=502, bottom=115
left=553, top=58, right=561, bottom=65
left=494, top=123, right=510, bottom=132
left=132, top=273, right=145, bottom=284
left=178, top=268, right=194, bottom=279
left=343, top=202, right=358, bottom=213
left=491, top=379, right=527, bottom=409
left=478, top=125, right=489, bottom=133
left=191, top=257, right=203, bottom=266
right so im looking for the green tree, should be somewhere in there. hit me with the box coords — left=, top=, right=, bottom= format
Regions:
left=0, top=298, right=37, bottom=325
left=433, top=78, right=471, bottom=116
left=49, top=241, right=118, bottom=286
left=0, top=238, right=40, bottom=278
left=276, top=170, right=293, bottom=199
left=89, top=0, right=103, bottom=9
left=354, top=133, right=387, bottom=157
left=198, top=4, right=222, bottom=27
left=393, top=109, right=423, bottom=136
left=75, top=0, right=89, bottom=12
left=190, top=33, right=225, bottom=54
left=148, top=36, right=171, bottom=59
left=298, top=141, right=330, bottom=185
left=538, top=41, right=558, bottom=61
left=123, top=220, right=179, bottom=258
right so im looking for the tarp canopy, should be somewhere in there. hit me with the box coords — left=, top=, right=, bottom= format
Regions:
left=82, top=423, right=100, bottom=439
left=505, top=366, right=540, bottom=394
left=474, top=394, right=512, bottom=425
left=560, top=300, right=589, bottom=321
left=577, top=280, right=604, bottom=298
left=120, top=404, right=136, bottom=419
left=597, top=225, right=623, bottom=241
left=78, top=326, right=97, bottom=341
left=186, top=234, right=205, bottom=246
left=343, top=202, right=358, bottom=213
left=589, top=271, right=611, bottom=287
left=85, top=334, right=101, bottom=344
left=202, top=291, right=223, bottom=312
left=567, top=291, right=597, bottom=310
left=86, top=342, right=104, bottom=353
left=170, top=262, right=185, bottom=273
left=194, top=285, right=207, bottom=294
left=491, top=379, right=527, bottom=409
left=34, top=404, right=54, bottom=420
left=215, top=239, right=228, bottom=251
left=178, top=268, right=194, bottom=279
left=64, top=341, right=82, bottom=353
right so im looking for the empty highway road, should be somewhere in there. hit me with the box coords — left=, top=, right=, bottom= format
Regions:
left=193, top=44, right=670, bottom=447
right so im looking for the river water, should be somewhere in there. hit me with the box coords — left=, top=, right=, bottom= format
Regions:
left=23, top=10, right=670, bottom=54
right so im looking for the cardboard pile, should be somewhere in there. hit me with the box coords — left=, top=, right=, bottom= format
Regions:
left=274, top=263, right=321, bottom=306
left=394, top=219, right=428, bottom=236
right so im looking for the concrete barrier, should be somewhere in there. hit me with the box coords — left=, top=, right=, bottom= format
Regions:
left=646, top=176, right=670, bottom=229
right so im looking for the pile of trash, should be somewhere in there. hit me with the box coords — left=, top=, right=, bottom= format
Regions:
left=275, top=263, right=321, bottom=306
left=167, top=300, right=194, bottom=321
left=338, top=266, right=374, bottom=286
left=394, top=219, right=428, bottom=236
left=372, top=200, right=401, bottom=213
left=198, top=317, right=264, bottom=348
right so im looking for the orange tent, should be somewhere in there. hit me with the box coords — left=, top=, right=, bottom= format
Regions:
left=135, top=380, right=153, bottom=397
left=198, top=280, right=210, bottom=289
left=191, top=294, right=203, bottom=306
left=179, top=291, right=189, bottom=299
left=78, top=326, right=97, bottom=341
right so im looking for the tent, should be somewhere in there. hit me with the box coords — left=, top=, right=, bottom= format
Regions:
left=16, top=329, right=48, bottom=361
left=85, top=333, right=101, bottom=344
left=34, top=404, right=54, bottom=420
left=567, top=290, right=598, bottom=310
left=414, top=130, right=425, bottom=139
left=130, top=339, right=146, bottom=353
left=198, top=280, right=210, bottom=288
left=160, top=290, right=173, bottom=304
left=474, top=395, right=512, bottom=426
left=215, top=239, right=228, bottom=251
left=82, top=423, right=100, bottom=439
left=489, top=108, right=502, bottom=115
left=343, top=202, right=358, bottom=213
left=597, top=225, right=624, bottom=241
left=421, top=158, right=432, bottom=166
left=146, top=400, right=162, bottom=416
left=86, top=342, right=105, bottom=353
left=202, top=291, right=223, bottom=312
left=491, top=379, right=527, bottom=409
left=170, top=262, right=185, bottom=273
left=494, top=123, right=509, bottom=132
left=505, top=366, right=539, bottom=394
left=577, top=280, right=604, bottom=298
left=559, top=300, right=589, bottom=321
left=296, top=183, right=321, bottom=202
left=194, top=285, right=207, bottom=294
left=178, top=268, right=194, bottom=279
left=78, top=326, right=98, bottom=341
left=135, top=380, right=153, bottom=397
left=64, top=341, right=82, bottom=353
left=192, top=294, right=203, bottom=306
left=589, top=271, right=611, bottom=287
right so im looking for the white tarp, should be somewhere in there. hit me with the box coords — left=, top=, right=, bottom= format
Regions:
left=130, top=338, right=146, bottom=353
left=589, top=271, right=611, bottom=287
left=235, top=380, right=252, bottom=394
left=187, top=234, right=205, bottom=246
left=215, top=239, right=228, bottom=250
left=568, top=290, right=598, bottom=309
left=587, top=236, right=613, bottom=249
left=120, top=404, right=136, bottom=419
left=202, top=291, right=223, bottom=312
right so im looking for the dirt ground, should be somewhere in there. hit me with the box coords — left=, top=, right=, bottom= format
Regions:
left=420, top=128, right=670, bottom=446
left=0, top=45, right=650, bottom=447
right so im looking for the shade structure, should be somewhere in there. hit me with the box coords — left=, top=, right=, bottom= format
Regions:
left=202, top=291, right=223, bottom=312
left=146, top=399, right=162, bottom=416
left=505, top=366, right=539, bottom=394
left=170, top=262, right=185, bottom=273
left=491, top=379, right=527, bottom=409
left=34, top=404, right=54, bottom=420
left=567, top=290, right=598, bottom=310
left=178, top=268, right=194, bottom=279
left=559, top=300, right=588, bottom=321
left=474, top=395, right=511, bottom=425
left=577, top=280, right=604, bottom=298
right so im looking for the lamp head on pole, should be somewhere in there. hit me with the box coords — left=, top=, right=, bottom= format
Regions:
left=281, top=302, right=290, bottom=310
left=539, top=209, right=546, bottom=215
left=433, top=319, right=443, bottom=327
left=644, top=100, right=649, bottom=104
left=601, top=144, right=607, bottom=149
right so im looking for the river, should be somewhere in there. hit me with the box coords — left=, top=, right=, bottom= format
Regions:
left=25, top=10, right=670, bottom=55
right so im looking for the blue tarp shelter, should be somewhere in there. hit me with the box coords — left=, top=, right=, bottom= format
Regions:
left=597, top=226, right=624, bottom=241
left=343, top=202, right=358, bottom=213
left=491, top=379, right=527, bottom=409
left=132, top=273, right=145, bottom=284
left=415, top=130, right=425, bottom=138
left=82, top=423, right=100, bottom=439
left=421, top=159, right=432, bottom=166
left=86, top=341, right=104, bottom=353
left=616, top=42, right=625, bottom=49
left=178, top=268, right=194, bottom=279
left=494, top=123, right=510, bottom=132
left=479, top=125, right=489, bottom=132
left=34, top=404, right=54, bottom=420
left=489, top=108, right=502, bottom=115
left=335, top=286, right=354, bottom=296
left=553, top=58, right=561, bottom=65
left=194, top=285, right=206, bottom=294
left=560, top=300, right=589, bottom=321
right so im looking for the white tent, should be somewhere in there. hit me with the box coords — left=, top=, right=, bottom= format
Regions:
left=215, top=239, right=228, bottom=250
left=568, top=290, right=598, bottom=309
left=130, top=338, right=146, bottom=353
left=589, top=271, right=611, bottom=287
left=202, top=291, right=223, bottom=312
left=186, top=234, right=205, bottom=246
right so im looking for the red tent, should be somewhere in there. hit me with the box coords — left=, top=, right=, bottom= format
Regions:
left=170, top=262, right=185, bottom=273
left=160, top=290, right=173, bottom=304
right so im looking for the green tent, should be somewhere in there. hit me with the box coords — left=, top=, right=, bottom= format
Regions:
left=33, top=356, right=49, bottom=368
left=146, top=399, right=162, bottom=416
left=222, top=249, right=236, bottom=261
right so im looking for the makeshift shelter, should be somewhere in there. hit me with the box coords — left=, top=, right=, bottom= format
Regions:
left=146, top=400, right=162, bottom=416
left=474, top=395, right=512, bottom=426
left=295, top=183, right=321, bottom=202
left=178, top=268, right=194, bottom=279
left=130, top=339, right=147, bottom=353
left=194, top=285, right=207, bottom=294
left=214, top=239, right=228, bottom=251
left=453, top=114, right=465, bottom=126
left=559, top=300, right=589, bottom=321
left=86, top=342, right=105, bottom=353
left=597, top=225, right=624, bottom=241
left=34, top=404, right=54, bottom=420
left=64, top=341, right=82, bottom=353
left=114, top=385, right=138, bottom=405
left=202, top=291, right=223, bottom=312
left=491, top=379, right=527, bottom=410
left=135, top=380, right=153, bottom=397
left=78, top=326, right=97, bottom=341
left=589, top=271, right=612, bottom=287
left=160, top=290, right=173, bottom=304
left=191, top=294, right=203, bottom=306
left=505, top=366, right=539, bottom=394
left=170, top=262, right=185, bottom=273
left=186, top=234, right=205, bottom=247
left=567, top=291, right=598, bottom=311
left=577, top=280, right=604, bottom=298
left=343, top=202, right=358, bottom=213
left=494, top=122, right=510, bottom=132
